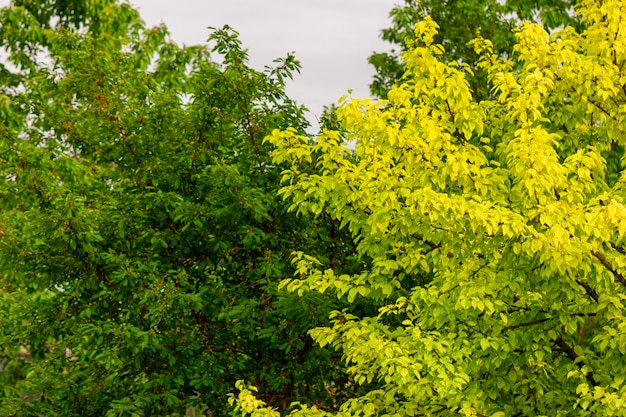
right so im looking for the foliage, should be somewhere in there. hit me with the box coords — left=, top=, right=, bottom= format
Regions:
left=0, top=1, right=361, bottom=416
left=233, top=0, right=626, bottom=415
left=368, top=0, right=580, bottom=99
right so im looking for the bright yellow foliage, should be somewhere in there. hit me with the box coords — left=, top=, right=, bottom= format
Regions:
left=235, top=1, right=626, bottom=416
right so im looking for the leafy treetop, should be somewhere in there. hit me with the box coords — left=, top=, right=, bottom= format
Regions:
left=232, top=0, right=626, bottom=416
left=0, top=1, right=362, bottom=416
left=368, top=0, right=580, bottom=99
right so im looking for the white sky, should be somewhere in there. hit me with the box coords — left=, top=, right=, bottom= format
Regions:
left=129, top=1, right=399, bottom=126
left=0, top=1, right=400, bottom=127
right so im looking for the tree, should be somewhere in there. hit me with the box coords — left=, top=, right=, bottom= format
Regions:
left=0, top=1, right=362, bottom=415
left=368, top=0, right=580, bottom=100
left=232, top=0, right=626, bottom=415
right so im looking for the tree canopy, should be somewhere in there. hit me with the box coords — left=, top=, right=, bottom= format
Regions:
left=0, top=1, right=362, bottom=415
left=368, top=0, right=580, bottom=99
left=232, top=0, right=626, bottom=415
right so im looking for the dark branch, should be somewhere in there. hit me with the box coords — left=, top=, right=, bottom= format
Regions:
left=501, top=318, right=550, bottom=333
left=469, top=262, right=489, bottom=280
left=575, top=279, right=600, bottom=302
left=591, top=250, right=626, bottom=288
left=554, top=336, right=598, bottom=386
left=586, top=97, right=617, bottom=120
left=609, top=242, right=626, bottom=255
left=411, top=233, right=441, bottom=253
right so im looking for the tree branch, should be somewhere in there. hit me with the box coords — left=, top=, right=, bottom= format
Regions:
left=575, top=279, right=599, bottom=302
left=586, top=97, right=617, bottom=121
left=501, top=318, right=550, bottom=333
left=411, top=233, right=441, bottom=254
left=554, top=336, right=598, bottom=386
left=468, top=262, right=489, bottom=280
left=591, top=250, right=626, bottom=288
left=609, top=242, right=626, bottom=255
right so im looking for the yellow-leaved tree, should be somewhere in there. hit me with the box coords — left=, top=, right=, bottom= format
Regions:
left=232, top=0, right=626, bottom=415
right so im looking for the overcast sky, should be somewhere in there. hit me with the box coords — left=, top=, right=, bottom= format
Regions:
left=0, top=1, right=400, bottom=126
left=128, top=1, right=399, bottom=126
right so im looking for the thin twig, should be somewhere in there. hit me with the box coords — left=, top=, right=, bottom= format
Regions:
left=501, top=318, right=551, bottom=333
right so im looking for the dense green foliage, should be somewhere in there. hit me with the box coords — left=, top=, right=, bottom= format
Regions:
left=368, top=0, right=580, bottom=99
left=4, top=0, right=626, bottom=416
left=233, top=0, right=626, bottom=415
left=0, top=1, right=362, bottom=415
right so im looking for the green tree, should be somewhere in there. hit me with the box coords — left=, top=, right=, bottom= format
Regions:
left=233, top=0, right=626, bottom=415
left=0, top=1, right=361, bottom=415
left=368, top=0, right=579, bottom=99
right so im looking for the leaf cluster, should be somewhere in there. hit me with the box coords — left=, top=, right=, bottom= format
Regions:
left=234, top=1, right=626, bottom=416
left=0, top=2, right=364, bottom=416
left=368, top=0, right=581, bottom=100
